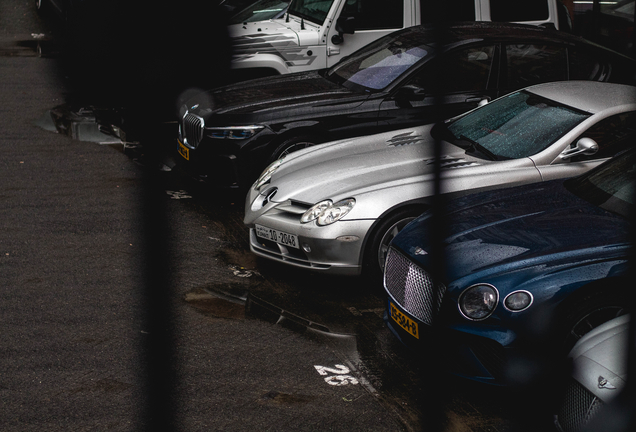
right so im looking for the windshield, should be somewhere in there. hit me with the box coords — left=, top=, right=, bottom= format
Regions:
left=326, top=29, right=433, bottom=91
left=565, top=149, right=636, bottom=218
left=287, top=0, right=335, bottom=24
left=229, top=0, right=290, bottom=24
left=446, top=91, right=591, bottom=160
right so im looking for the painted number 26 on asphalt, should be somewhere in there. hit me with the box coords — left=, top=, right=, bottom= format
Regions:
left=314, top=364, right=359, bottom=386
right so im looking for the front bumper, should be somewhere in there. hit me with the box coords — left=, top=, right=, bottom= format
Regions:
left=384, top=297, right=512, bottom=385
left=245, top=188, right=375, bottom=276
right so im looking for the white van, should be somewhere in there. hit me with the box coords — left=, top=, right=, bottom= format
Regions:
left=229, top=0, right=566, bottom=78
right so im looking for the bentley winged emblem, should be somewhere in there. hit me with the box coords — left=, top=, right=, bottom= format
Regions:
left=598, top=376, right=616, bottom=390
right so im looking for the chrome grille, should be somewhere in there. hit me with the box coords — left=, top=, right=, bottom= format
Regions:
left=557, top=379, right=604, bottom=432
left=384, top=247, right=445, bottom=325
left=182, top=113, right=204, bottom=148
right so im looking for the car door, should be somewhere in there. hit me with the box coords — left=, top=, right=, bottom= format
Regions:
left=537, top=111, right=636, bottom=181
left=325, top=0, right=406, bottom=68
left=377, top=43, right=501, bottom=130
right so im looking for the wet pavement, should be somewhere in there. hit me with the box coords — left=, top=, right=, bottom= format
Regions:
left=0, top=2, right=561, bottom=431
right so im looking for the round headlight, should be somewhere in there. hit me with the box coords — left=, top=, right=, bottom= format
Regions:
left=459, top=284, right=499, bottom=321
left=317, top=199, right=355, bottom=226
left=504, top=291, right=533, bottom=312
left=254, top=158, right=284, bottom=190
left=300, top=200, right=333, bottom=224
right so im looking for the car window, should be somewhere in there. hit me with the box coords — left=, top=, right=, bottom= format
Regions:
left=490, top=0, right=549, bottom=21
left=569, top=48, right=610, bottom=81
left=327, top=29, right=433, bottom=91
left=419, top=0, right=475, bottom=22
left=288, top=0, right=336, bottom=24
left=341, top=0, right=403, bottom=30
left=446, top=91, right=591, bottom=159
left=506, top=44, right=567, bottom=88
left=565, top=148, right=636, bottom=218
left=408, top=45, right=496, bottom=93
left=570, top=111, right=636, bottom=162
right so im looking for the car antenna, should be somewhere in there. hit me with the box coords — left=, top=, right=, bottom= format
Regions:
left=301, top=18, right=305, bottom=29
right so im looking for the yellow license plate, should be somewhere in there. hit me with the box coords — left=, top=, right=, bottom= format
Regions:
left=177, top=140, right=190, bottom=160
left=389, top=301, right=419, bottom=339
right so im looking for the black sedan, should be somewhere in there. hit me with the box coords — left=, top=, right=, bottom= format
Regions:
left=176, top=22, right=636, bottom=188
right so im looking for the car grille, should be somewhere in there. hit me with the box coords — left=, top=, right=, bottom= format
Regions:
left=384, top=247, right=446, bottom=325
left=556, top=379, right=604, bottom=432
left=182, top=113, right=204, bottom=148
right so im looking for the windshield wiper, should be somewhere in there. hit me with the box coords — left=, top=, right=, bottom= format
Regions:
left=459, top=135, right=498, bottom=161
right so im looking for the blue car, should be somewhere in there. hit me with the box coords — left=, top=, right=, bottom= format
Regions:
left=383, top=147, right=634, bottom=385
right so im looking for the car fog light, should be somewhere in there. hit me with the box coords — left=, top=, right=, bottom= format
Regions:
left=504, top=291, right=533, bottom=312
left=459, top=284, right=499, bottom=321
left=302, top=244, right=311, bottom=253
left=336, top=235, right=359, bottom=242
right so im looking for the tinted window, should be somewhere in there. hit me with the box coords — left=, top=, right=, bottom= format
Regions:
left=566, top=148, right=636, bottom=218
left=419, top=0, right=475, bottom=22
left=571, top=111, right=636, bottom=161
left=409, top=45, right=495, bottom=93
left=288, top=0, right=335, bottom=24
left=490, top=0, right=549, bottom=21
left=447, top=91, right=591, bottom=159
left=569, top=48, right=610, bottom=81
left=506, top=44, right=567, bottom=88
left=341, top=0, right=403, bottom=30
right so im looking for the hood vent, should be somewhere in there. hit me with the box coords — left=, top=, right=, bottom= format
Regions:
left=425, top=155, right=480, bottom=169
left=386, top=131, right=424, bottom=147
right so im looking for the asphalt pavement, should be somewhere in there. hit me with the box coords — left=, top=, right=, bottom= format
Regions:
left=0, top=2, right=558, bottom=432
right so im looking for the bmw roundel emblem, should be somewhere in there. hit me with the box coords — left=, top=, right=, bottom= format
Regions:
left=191, top=104, right=199, bottom=110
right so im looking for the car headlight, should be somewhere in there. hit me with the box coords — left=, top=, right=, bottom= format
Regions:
left=254, top=158, right=284, bottom=190
left=300, top=200, right=333, bottom=224
left=458, top=284, right=499, bottom=321
left=504, top=290, right=533, bottom=312
left=208, top=125, right=264, bottom=140
left=301, top=199, right=356, bottom=226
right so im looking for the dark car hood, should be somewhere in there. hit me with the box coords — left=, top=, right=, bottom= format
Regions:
left=184, top=71, right=366, bottom=121
left=393, top=179, right=631, bottom=282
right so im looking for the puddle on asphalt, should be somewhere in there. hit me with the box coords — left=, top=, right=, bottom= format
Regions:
left=184, top=286, right=248, bottom=320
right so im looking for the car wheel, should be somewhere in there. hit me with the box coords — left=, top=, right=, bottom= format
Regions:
left=270, top=136, right=317, bottom=162
left=363, top=207, right=424, bottom=281
left=560, top=288, right=627, bottom=352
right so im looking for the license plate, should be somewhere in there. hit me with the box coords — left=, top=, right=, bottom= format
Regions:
left=177, top=140, right=189, bottom=160
left=389, top=301, right=419, bottom=339
left=255, top=224, right=299, bottom=249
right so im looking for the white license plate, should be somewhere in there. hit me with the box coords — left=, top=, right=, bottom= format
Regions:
left=255, top=224, right=299, bottom=249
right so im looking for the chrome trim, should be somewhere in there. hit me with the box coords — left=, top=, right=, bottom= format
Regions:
left=503, top=290, right=534, bottom=312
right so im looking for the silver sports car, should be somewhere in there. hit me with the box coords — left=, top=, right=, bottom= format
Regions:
left=244, top=81, right=636, bottom=277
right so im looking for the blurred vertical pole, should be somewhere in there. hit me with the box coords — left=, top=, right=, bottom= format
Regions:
left=421, top=13, right=451, bottom=432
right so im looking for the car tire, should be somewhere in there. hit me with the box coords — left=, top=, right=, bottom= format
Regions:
left=362, top=207, right=425, bottom=282
left=559, top=286, right=627, bottom=352
left=269, top=136, right=318, bottom=162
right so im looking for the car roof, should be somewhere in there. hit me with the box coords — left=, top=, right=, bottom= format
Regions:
left=524, top=81, right=636, bottom=113
left=406, top=21, right=624, bottom=50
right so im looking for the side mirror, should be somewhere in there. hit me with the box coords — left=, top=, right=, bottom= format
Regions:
left=394, top=85, right=426, bottom=107
left=559, top=137, right=599, bottom=159
left=331, top=16, right=355, bottom=45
